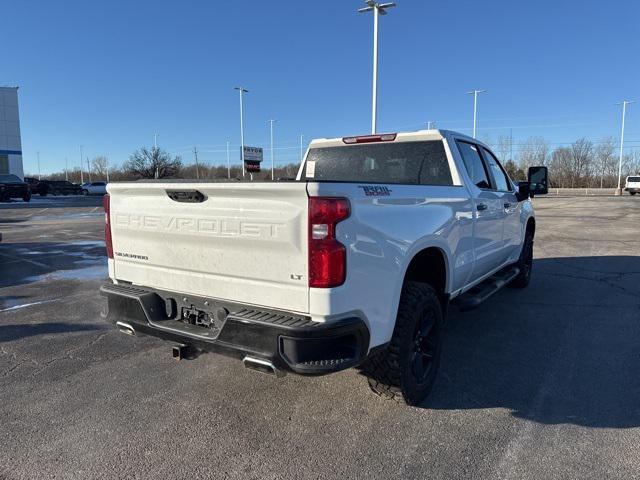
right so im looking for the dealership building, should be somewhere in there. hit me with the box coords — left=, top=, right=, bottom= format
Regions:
left=0, top=87, right=23, bottom=178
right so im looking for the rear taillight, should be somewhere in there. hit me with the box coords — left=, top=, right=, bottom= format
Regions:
left=103, top=194, right=113, bottom=259
left=308, top=197, right=350, bottom=288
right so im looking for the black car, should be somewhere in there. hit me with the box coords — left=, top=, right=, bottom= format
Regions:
left=24, top=177, right=48, bottom=196
left=42, top=180, right=83, bottom=196
left=0, top=174, right=31, bottom=202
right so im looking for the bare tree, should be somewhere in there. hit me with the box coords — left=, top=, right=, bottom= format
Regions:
left=550, top=147, right=572, bottom=187
left=518, top=137, right=549, bottom=170
left=503, top=159, right=525, bottom=181
left=593, top=137, right=617, bottom=188
left=91, top=156, right=110, bottom=180
left=123, top=147, right=182, bottom=179
left=569, top=138, right=593, bottom=188
left=496, top=135, right=513, bottom=163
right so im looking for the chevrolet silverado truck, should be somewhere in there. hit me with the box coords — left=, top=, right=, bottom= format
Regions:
left=101, top=130, right=548, bottom=405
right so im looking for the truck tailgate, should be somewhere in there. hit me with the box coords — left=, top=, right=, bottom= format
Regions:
left=107, top=182, right=309, bottom=313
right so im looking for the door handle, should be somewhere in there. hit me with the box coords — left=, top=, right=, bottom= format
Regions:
left=477, top=203, right=488, bottom=211
left=504, top=202, right=512, bottom=209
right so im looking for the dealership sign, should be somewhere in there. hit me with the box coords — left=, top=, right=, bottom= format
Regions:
left=242, top=146, right=263, bottom=172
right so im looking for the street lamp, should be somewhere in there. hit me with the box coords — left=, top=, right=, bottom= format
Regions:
left=234, top=87, right=249, bottom=178
left=79, top=145, right=84, bottom=184
left=615, top=100, right=635, bottom=196
left=268, top=119, right=277, bottom=181
left=358, top=1, right=396, bottom=134
left=467, top=89, right=486, bottom=138
left=226, top=140, right=231, bottom=179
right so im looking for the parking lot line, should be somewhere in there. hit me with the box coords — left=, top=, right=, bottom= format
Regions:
left=0, top=250, right=51, bottom=269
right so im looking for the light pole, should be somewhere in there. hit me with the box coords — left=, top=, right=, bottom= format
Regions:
left=79, top=145, right=84, bottom=184
left=225, top=141, right=230, bottom=179
left=226, top=141, right=231, bottom=179
left=193, top=147, right=200, bottom=179
left=300, top=134, right=305, bottom=162
left=234, top=87, right=249, bottom=178
left=427, top=121, right=435, bottom=130
left=615, top=100, right=635, bottom=196
left=154, top=133, right=159, bottom=149
left=65, top=157, right=68, bottom=181
left=467, top=89, right=486, bottom=138
left=268, top=119, right=277, bottom=180
left=37, top=151, right=41, bottom=180
left=87, top=154, right=92, bottom=182
left=358, top=1, right=396, bottom=134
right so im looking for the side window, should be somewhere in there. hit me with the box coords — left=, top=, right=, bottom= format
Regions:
left=456, top=141, right=490, bottom=189
left=481, top=147, right=511, bottom=192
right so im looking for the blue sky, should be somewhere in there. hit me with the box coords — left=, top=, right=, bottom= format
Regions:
left=2, top=0, right=639, bottom=174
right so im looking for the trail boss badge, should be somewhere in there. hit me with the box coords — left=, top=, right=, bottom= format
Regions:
left=358, top=185, right=392, bottom=196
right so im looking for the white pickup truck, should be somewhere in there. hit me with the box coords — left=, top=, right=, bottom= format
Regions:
left=101, top=130, right=548, bottom=405
left=625, top=176, right=640, bottom=195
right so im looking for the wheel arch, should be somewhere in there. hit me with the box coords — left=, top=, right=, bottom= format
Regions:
left=400, top=245, right=450, bottom=316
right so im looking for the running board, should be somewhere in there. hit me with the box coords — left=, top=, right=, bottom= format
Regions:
left=452, top=265, right=520, bottom=311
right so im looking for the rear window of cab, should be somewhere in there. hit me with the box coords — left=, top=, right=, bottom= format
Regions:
left=302, top=140, right=453, bottom=186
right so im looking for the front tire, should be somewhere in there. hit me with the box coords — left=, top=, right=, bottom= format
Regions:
left=631, top=192, right=637, bottom=196
left=510, top=230, right=534, bottom=288
left=23, top=193, right=31, bottom=202
left=82, top=189, right=89, bottom=196
left=363, top=282, right=444, bottom=406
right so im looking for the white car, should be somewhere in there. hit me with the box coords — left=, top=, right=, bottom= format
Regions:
left=100, top=129, right=548, bottom=405
left=624, top=176, right=640, bottom=196
left=81, top=181, right=107, bottom=196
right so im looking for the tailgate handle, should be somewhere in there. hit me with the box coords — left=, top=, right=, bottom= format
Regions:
left=166, top=190, right=206, bottom=203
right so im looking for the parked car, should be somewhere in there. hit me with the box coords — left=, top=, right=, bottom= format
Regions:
left=0, top=174, right=31, bottom=202
left=81, top=181, right=107, bottom=195
left=624, top=176, right=640, bottom=195
left=24, top=177, right=48, bottom=196
left=101, top=129, right=549, bottom=406
left=43, top=180, right=83, bottom=196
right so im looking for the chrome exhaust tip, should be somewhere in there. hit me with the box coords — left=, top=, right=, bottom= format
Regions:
left=242, top=356, right=285, bottom=378
left=116, top=321, right=135, bottom=336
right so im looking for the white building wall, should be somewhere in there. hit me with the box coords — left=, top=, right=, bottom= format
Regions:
left=0, top=87, right=23, bottom=178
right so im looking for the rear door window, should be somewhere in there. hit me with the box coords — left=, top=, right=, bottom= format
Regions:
left=303, top=141, right=453, bottom=185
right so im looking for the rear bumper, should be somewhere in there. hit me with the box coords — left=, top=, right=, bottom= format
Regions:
left=624, top=187, right=640, bottom=193
left=100, top=282, right=370, bottom=375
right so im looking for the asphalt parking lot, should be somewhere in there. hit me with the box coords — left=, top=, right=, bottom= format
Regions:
left=1, top=195, right=639, bottom=479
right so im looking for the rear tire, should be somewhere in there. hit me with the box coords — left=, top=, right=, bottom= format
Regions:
left=631, top=192, right=637, bottom=196
left=23, top=193, right=31, bottom=203
left=82, top=189, right=89, bottom=196
left=510, top=230, right=534, bottom=289
left=363, top=282, right=444, bottom=406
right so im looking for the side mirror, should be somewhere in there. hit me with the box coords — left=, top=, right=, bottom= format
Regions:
left=528, top=166, right=549, bottom=196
